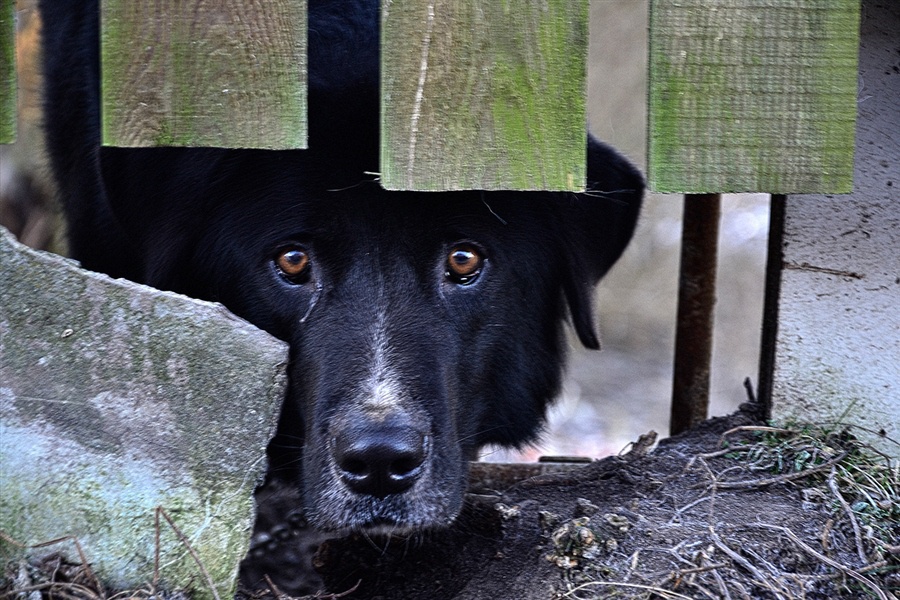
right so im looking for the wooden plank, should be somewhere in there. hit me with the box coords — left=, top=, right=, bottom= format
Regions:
left=648, top=0, right=860, bottom=194
left=0, top=0, right=14, bottom=143
left=100, top=0, right=306, bottom=149
left=381, top=0, right=588, bottom=191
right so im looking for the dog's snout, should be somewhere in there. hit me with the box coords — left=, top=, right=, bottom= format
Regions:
left=333, top=423, right=427, bottom=498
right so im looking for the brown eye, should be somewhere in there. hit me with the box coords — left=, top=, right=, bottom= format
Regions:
left=276, top=248, right=310, bottom=282
left=446, top=245, right=483, bottom=284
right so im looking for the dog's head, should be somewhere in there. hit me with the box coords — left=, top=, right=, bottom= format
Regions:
left=125, top=136, right=642, bottom=532
left=98, top=0, right=643, bottom=533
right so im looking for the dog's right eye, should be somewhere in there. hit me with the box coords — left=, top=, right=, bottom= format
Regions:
left=445, top=244, right=484, bottom=285
left=275, top=248, right=311, bottom=283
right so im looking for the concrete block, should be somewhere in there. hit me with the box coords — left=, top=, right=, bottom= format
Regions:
left=0, top=227, right=289, bottom=598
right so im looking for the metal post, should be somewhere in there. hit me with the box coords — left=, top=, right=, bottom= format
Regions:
left=757, top=195, right=786, bottom=417
left=670, top=194, right=721, bottom=435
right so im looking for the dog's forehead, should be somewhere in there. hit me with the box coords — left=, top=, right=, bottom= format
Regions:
left=251, top=190, right=512, bottom=242
left=215, top=165, right=556, bottom=264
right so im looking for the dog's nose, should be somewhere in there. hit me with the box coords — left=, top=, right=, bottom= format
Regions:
left=333, top=424, right=427, bottom=498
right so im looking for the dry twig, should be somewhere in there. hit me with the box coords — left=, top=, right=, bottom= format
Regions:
left=708, top=527, right=794, bottom=600
left=561, top=579, right=694, bottom=600
left=712, top=451, right=848, bottom=490
left=156, top=507, right=221, bottom=600
left=0, top=531, right=105, bottom=598
left=710, top=563, right=732, bottom=600
left=716, top=426, right=791, bottom=449
left=314, top=580, right=361, bottom=599
left=827, top=466, right=868, bottom=563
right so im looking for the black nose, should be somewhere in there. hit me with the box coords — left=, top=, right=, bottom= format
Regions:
left=333, top=423, right=428, bottom=498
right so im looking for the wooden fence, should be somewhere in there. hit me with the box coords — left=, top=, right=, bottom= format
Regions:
left=4, top=0, right=888, bottom=451
left=1, top=0, right=859, bottom=193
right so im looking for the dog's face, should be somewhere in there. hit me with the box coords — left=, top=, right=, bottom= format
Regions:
left=134, top=141, right=641, bottom=532
left=269, top=198, right=521, bottom=531
left=177, top=182, right=573, bottom=530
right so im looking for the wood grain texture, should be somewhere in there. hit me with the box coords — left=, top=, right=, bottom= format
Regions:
left=0, top=0, right=14, bottom=143
left=101, top=0, right=306, bottom=149
left=648, top=0, right=860, bottom=193
left=381, top=0, right=588, bottom=191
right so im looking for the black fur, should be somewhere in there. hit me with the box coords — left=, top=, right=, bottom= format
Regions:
left=40, top=0, right=643, bottom=531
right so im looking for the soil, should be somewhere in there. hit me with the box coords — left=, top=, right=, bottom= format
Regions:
left=236, top=405, right=899, bottom=600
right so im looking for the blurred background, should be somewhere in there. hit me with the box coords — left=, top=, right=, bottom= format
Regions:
left=0, top=0, right=769, bottom=461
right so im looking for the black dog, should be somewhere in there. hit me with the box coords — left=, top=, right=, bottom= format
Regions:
left=40, top=0, right=643, bottom=532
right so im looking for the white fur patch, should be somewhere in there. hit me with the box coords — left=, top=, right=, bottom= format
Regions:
left=362, top=313, right=404, bottom=416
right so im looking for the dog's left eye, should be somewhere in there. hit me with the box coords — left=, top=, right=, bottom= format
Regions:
left=275, top=247, right=311, bottom=283
left=445, top=244, right=483, bottom=285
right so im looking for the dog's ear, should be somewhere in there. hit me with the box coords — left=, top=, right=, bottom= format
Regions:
left=562, top=134, right=644, bottom=349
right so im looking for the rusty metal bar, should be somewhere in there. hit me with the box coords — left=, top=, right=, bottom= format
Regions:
left=757, top=195, right=786, bottom=417
left=670, top=193, right=721, bottom=435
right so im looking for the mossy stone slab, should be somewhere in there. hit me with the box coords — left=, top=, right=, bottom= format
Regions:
left=0, top=228, right=288, bottom=599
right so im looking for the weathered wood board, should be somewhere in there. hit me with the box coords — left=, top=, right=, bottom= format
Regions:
left=100, top=0, right=306, bottom=149
left=765, top=0, right=899, bottom=458
left=0, top=0, right=14, bottom=143
left=648, top=0, right=860, bottom=193
left=381, top=0, right=588, bottom=191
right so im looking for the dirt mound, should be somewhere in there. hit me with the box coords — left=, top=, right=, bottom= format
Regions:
left=252, top=405, right=898, bottom=600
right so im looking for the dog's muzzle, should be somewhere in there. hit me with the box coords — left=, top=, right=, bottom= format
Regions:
left=332, top=417, right=429, bottom=498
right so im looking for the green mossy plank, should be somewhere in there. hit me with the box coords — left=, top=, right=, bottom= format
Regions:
left=100, top=0, right=306, bottom=149
left=0, top=0, right=14, bottom=143
left=648, top=0, right=860, bottom=193
left=381, top=0, right=588, bottom=191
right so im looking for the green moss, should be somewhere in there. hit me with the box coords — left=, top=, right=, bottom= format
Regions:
left=101, top=1, right=306, bottom=148
left=648, top=0, right=859, bottom=193
left=0, top=0, right=16, bottom=143
left=382, top=0, right=587, bottom=190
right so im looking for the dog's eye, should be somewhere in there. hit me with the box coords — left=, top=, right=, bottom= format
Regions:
left=275, top=247, right=311, bottom=283
left=445, top=245, right=483, bottom=285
